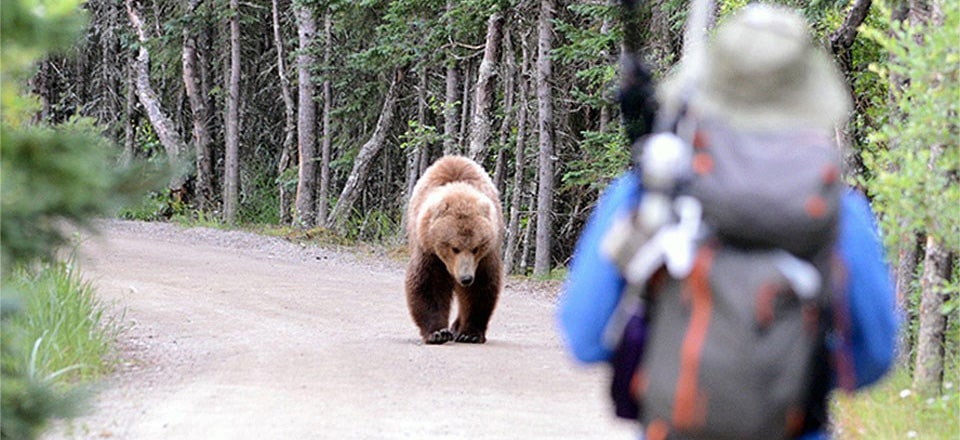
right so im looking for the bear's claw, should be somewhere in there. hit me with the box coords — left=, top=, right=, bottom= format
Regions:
left=425, top=329, right=454, bottom=344
left=454, top=332, right=486, bottom=344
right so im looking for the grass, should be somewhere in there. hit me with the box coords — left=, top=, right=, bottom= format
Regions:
left=5, top=258, right=124, bottom=384
left=832, top=367, right=959, bottom=439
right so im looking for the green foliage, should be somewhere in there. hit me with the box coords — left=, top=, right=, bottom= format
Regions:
left=400, top=120, right=442, bottom=151
left=554, top=2, right=619, bottom=110
left=1, top=119, right=112, bottom=267
left=561, top=129, right=631, bottom=192
left=860, top=1, right=960, bottom=259
left=553, top=1, right=632, bottom=195
left=0, top=1, right=87, bottom=89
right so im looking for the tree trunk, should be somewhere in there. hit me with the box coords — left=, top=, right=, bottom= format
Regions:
left=183, top=0, right=215, bottom=212
left=896, top=233, right=921, bottom=366
left=272, top=0, right=297, bottom=225
left=444, top=65, right=460, bottom=155
left=222, top=0, right=241, bottom=224
left=294, top=4, right=318, bottom=227
left=467, top=12, right=504, bottom=163
left=326, top=71, right=401, bottom=233
left=318, top=9, right=333, bottom=224
left=443, top=0, right=460, bottom=155
left=599, top=0, right=614, bottom=133
left=122, top=59, right=136, bottom=166
left=913, top=134, right=952, bottom=392
left=829, top=0, right=873, bottom=162
left=520, top=178, right=538, bottom=274
left=125, top=0, right=187, bottom=191
left=401, top=66, right=429, bottom=236
left=96, top=1, right=123, bottom=140
left=492, top=24, right=516, bottom=195
left=459, top=60, right=473, bottom=152
left=504, top=36, right=530, bottom=276
left=830, top=0, right=873, bottom=57
left=533, top=0, right=555, bottom=277
left=913, top=235, right=952, bottom=393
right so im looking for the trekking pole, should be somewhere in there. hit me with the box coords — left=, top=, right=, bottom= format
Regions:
left=605, top=0, right=716, bottom=283
left=653, top=0, right=715, bottom=133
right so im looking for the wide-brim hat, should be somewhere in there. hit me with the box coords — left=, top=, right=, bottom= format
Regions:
left=659, top=4, right=852, bottom=131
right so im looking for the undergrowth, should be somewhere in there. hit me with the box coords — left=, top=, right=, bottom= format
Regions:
left=5, top=258, right=124, bottom=384
left=832, top=366, right=959, bottom=439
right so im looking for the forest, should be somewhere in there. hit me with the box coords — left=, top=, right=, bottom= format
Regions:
left=1, top=0, right=957, bottom=436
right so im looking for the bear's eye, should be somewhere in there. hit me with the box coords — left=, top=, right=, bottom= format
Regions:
left=472, top=247, right=479, bottom=254
left=451, top=247, right=460, bottom=254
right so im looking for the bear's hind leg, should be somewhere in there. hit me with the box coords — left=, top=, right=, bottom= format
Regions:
left=406, top=253, right=455, bottom=344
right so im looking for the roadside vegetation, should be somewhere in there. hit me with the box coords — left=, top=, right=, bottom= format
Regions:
left=6, top=258, right=126, bottom=383
left=1, top=2, right=158, bottom=438
left=833, top=366, right=959, bottom=439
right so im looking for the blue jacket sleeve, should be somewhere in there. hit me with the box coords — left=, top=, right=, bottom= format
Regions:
left=836, top=189, right=898, bottom=389
left=558, top=173, right=643, bottom=363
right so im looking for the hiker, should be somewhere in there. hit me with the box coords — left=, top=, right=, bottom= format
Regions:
left=558, top=4, right=897, bottom=440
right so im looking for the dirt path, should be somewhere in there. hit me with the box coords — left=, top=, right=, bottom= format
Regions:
left=46, top=220, right=636, bottom=440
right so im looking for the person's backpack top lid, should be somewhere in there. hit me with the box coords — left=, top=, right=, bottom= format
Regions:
left=659, top=4, right=852, bottom=132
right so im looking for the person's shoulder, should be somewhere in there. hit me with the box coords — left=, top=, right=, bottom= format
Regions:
left=601, top=171, right=643, bottom=206
left=839, top=187, right=881, bottom=236
left=840, top=187, right=871, bottom=213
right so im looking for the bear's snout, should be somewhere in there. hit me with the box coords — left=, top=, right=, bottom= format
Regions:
left=453, top=253, right=477, bottom=287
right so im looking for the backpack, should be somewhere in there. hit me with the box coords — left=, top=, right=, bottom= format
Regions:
left=604, top=118, right=843, bottom=439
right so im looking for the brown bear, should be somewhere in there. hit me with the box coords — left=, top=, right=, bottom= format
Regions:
left=405, top=155, right=503, bottom=344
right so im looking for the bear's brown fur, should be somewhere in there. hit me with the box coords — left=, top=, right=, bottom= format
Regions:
left=405, top=155, right=503, bottom=344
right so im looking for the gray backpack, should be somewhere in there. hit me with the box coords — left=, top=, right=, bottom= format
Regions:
left=608, top=119, right=843, bottom=439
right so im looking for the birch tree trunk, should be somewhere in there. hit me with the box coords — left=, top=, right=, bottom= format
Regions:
left=222, top=0, right=241, bottom=224
left=896, top=233, right=920, bottom=366
left=444, top=65, right=460, bottom=155
left=492, top=24, right=515, bottom=195
left=459, top=61, right=473, bottom=152
left=504, top=35, right=530, bottom=275
left=272, top=0, right=297, bottom=224
left=468, top=12, right=504, bottom=163
left=326, top=71, right=401, bottom=233
left=317, top=9, right=333, bottom=223
left=913, top=116, right=952, bottom=392
left=443, top=1, right=460, bottom=156
left=533, top=0, right=555, bottom=277
left=183, top=0, right=214, bottom=212
left=126, top=0, right=187, bottom=191
left=913, top=235, right=952, bottom=393
left=294, top=4, right=318, bottom=227
left=122, top=60, right=136, bottom=166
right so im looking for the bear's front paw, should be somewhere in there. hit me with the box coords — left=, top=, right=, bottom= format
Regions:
left=454, top=332, right=486, bottom=344
left=425, top=328, right=454, bottom=344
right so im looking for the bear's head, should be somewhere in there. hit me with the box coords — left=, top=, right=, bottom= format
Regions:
left=419, top=183, right=499, bottom=287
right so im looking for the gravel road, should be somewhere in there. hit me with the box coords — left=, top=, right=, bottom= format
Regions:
left=45, top=220, right=637, bottom=440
